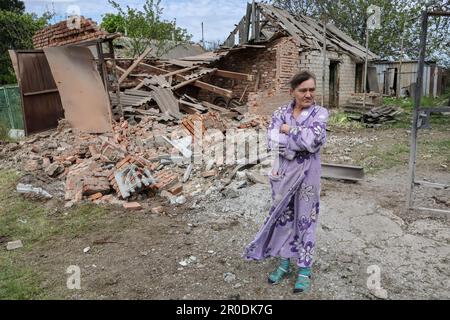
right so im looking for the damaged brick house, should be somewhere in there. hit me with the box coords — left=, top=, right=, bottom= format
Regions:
left=199, top=2, right=379, bottom=114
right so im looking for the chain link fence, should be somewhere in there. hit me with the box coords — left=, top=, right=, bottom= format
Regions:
left=0, top=85, right=24, bottom=131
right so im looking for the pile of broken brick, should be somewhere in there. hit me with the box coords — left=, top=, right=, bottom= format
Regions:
left=0, top=113, right=271, bottom=212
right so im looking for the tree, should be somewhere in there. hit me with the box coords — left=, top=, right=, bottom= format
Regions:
left=0, top=10, right=51, bottom=84
left=270, top=0, right=450, bottom=68
left=0, top=0, right=25, bottom=14
left=102, top=0, right=192, bottom=57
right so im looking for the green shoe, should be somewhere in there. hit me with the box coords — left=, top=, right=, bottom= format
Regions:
left=268, top=258, right=291, bottom=284
left=293, top=267, right=311, bottom=293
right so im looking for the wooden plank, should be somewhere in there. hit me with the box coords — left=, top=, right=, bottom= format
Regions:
left=140, top=62, right=168, bottom=73
left=172, top=77, right=200, bottom=90
left=239, top=17, right=245, bottom=44
left=215, top=69, right=254, bottom=81
left=118, top=47, right=152, bottom=84
left=163, top=66, right=198, bottom=77
left=255, top=6, right=261, bottom=41
left=251, top=0, right=257, bottom=41
left=201, top=101, right=230, bottom=113
left=244, top=3, right=252, bottom=43
left=193, top=80, right=233, bottom=98
left=179, top=99, right=207, bottom=112
left=10, top=50, right=64, bottom=135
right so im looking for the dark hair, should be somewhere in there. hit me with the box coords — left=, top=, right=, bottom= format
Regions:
left=289, top=70, right=316, bottom=89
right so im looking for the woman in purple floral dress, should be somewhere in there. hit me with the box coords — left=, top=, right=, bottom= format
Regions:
left=243, top=71, right=329, bottom=293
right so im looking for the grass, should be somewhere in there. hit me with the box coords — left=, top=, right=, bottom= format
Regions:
left=363, top=143, right=410, bottom=174
left=0, top=121, right=12, bottom=142
left=382, top=93, right=450, bottom=130
left=328, top=111, right=364, bottom=129
left=0, top=169, right=109, bottom=300
left=360, top=135, right=450, bottom=175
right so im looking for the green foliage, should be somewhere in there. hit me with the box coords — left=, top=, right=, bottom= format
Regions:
left=328, top=111, right=364, bottom=129
left=101, top=13, right=126, bottom=33
left=0, top=10, right=52, bottom=85
left=103, top=0, right=192, bottom=57
left=270, top=0, right=450, bottom=68
left=0, top=0, right=25, bottom=13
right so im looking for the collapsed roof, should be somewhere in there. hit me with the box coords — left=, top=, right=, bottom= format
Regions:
left=223, top=2, right=379, bottom=62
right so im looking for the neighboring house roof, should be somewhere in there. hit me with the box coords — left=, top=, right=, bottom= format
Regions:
left=113, top=37, right=206, bottom=59
left=223, top=2, right=379, bottom=62
left=372, top=59, right=438, bottom=65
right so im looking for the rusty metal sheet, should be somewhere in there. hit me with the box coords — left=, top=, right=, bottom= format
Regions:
left=321, top=163, right=364, bottom=182
left=8, top=50, right=64, bottom=135
left=44, top=46, right=112, bottom=133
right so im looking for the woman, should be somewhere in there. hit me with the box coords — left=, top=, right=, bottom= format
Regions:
left=243, top=70, right=329, bottom=293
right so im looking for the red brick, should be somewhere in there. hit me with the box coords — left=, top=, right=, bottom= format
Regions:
left=168, top=184, right=183, bottom=196
left=123, top=202, right=142, bottom=211
left=202, top=170, right=217, bottom=178
left=89, top=192, right=103, bottom=201
left=151, top=206, right=165, bottom=215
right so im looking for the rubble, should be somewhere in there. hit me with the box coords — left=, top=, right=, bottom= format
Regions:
left=346, top=105, right=402, bottom=126
left=16, top=183, right=53, bottom=199
left=6, top=240, right=23, bottom=251
left=123, top=202, right=142, bottom=211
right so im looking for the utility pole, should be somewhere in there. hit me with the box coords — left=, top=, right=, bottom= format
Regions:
left=363, top=5, right=381, bottom=110
left=321, top=14, right=327, bottom=107
left=398, top=19, right=405, bottom=98
left=201, top=22, right=205, bottom=50
left=362, top=26, right=369, bottom=110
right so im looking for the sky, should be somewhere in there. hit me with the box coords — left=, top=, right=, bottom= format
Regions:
left=23, top=0, right=251, bottom=43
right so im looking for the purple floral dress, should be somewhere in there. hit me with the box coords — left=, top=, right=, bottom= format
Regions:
left=243, top=100, right=329, bottom=268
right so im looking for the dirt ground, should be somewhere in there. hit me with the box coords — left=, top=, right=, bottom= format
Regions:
left=1, top=124, right=449, bottom=300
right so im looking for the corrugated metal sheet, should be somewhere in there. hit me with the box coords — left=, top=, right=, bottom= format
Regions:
left=372, top=61, right=441, bottom=97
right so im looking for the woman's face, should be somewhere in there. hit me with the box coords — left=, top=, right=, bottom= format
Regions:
left=291, top=78, right=316, bottom=109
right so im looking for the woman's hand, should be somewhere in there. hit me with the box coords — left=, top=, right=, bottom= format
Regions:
left=280, top=124, right=290, bottom=134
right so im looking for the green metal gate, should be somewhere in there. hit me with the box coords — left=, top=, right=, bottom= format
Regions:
left=0, top=85, right=24, bottom=130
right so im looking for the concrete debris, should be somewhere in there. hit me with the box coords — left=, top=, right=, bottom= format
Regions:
left=16, top=183, right=53, bottom=199
left=179, top=255, right=197, bottom=266
left=45, top=162, right=65, bottom=177
left=223, top=272, right=236, bottom=283
left=6, top=240, right=23, bottom=251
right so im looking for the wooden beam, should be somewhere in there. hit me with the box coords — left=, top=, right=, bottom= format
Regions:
left=201, top=101, right=230, bottom=113
left=251, top=0, right=256, bottom=41
left=172, top=77, right=199, bottom=90
left=193, top=80, right=233, bottom=98
left=215, top=69, right=254, bottom=81
left=118, top=47, right=152, bottom=84
left=244, top=3, right=252, bottom=43
left=163, top=66, right=198, bottom=77
left=140, top=62, right=168, bottom=74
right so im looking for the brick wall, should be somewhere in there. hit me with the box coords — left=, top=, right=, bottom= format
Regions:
left=33, top=16, right=108, bottom=49
left=198, top=35, right=357, bottom=110
left=298, top=50, right=356, bottom=107
left=198, top=38, right=283, bottom=103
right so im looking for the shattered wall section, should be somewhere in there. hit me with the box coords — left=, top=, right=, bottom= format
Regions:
left=33, top=17, right=108, bottom=49
left=198, top=40, right=280, bottom=103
